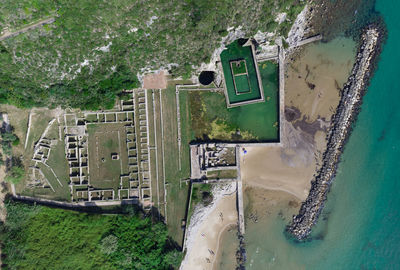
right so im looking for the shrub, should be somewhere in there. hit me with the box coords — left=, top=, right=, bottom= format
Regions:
left=5, top=165, right=25, bottom=184
left=1, top=200, right=182, bottom=270
left=1, top=141, right=12, bottom=156
left=12, top=137, right=20, bottom=146
left=201, top=191, right=213, bottom=206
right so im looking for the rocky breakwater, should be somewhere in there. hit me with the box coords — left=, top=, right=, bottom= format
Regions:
left=286, top=23, right=385, bottom=241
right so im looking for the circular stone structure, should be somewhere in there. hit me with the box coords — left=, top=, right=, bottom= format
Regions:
left=198, top=71, right=215, bottom=85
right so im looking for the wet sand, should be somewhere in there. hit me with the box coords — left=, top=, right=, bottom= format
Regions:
left=181, top=191, right=238, bottom=270
left=242, top=37, right=357, bottom=201
left=212, top=224, right=239, bottom=270
left=286, top=37, right=356, bottom=122
left=244, top=187, right=304, bottom=270
left=240, top=36, right=357, bottom=269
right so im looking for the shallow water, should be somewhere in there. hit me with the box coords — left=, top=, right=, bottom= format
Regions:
left=213, top=225, right=238, bottom=270
left=243, top=0, right=400, bottom=269
left=285, top=36, right=356, bottom=123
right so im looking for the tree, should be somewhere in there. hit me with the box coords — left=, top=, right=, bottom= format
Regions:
left=1, top=132, right=17, bottom=143
left=12, top=137, right=20, bottom=146
left=1, top=140, right=12, bottom=156
left=1, top=200, right=183, bottom=270
left=5, top=165, right=25, bottom=184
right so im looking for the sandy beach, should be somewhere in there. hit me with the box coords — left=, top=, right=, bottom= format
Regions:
left=181, top=36, right=358, bottom=270
left=237, top=38, right=358, bottom=270
left=180, top=184, right=238, bottom=270
left=241, top=146, right=313, bottom=201
left=242, top=37, right=356, bottom=202
left=212, top=223, right=238, bottom=270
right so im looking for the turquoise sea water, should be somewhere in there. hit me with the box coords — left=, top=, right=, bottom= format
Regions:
left=245, top=0, right=400, bottom=269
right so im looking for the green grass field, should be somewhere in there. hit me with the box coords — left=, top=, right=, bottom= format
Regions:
left=147, top=89, right=166, bottom=218
left=206, top=169, right=237, bottom=179
left=46, top=142, right=69, bottom=185
left=154, top=90, right=166, bottom=217
left=87, top=123, right=128, bottom=192
left=5, top=108, right=71, bottom=200
left=161, top=84, right=191, bottom=247
left=146, top=90, right=159, bottom=211
left=234, top=74, right=251, bottom=93
left=45, top=140, right=71, bottom=200
left=231, top=59, right=247, bottom=75
left=37, top=162, right=70, bottom=200
left=221, top=40, right=261, bottom=104
left=16, top=110, right=56, bottom=197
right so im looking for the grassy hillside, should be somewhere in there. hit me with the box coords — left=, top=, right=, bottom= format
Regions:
left=0, top=0, right=304, bottom=109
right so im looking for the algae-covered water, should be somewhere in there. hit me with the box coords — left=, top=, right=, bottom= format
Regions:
left=244, top=0, right=400, bottom=269
left=188, top=60, right=279, bottom=142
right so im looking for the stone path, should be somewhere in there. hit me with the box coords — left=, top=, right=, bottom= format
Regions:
left=0, top=114, right=12, bottom=267
left=289, top=34, right=323, bottom=49
left=0, top=17, right=55, bottom=41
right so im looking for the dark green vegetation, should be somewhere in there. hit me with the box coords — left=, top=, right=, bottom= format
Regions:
left=0, top=200, right=182, bottom=270
left=4, top=162, right=24, bottom=184
left=184, top=184, right=214, bottom=240
left=231, top=60, right=247, bottom=75
left=221, top=40, right=261, bottom=103
left=234, top=74, right=251, bottom=93
left=191, top=184, right=213, bottom=208
left=0, top=0, right=57, bottom=31
left=0, top=0, right=303, bottom=110
left=186, top=184, right=214, bottom=226
left=0, top=121, right=25, bottom=183
left=0, top=128, right=19, bottom=156
left=184, top=61, right=279, bottom=142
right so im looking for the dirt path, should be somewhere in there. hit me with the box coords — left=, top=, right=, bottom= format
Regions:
left=0, top=116, right=9, bottom=268
left=0, top=17, right=55, bottom=41
left=143, top=71, right=167, bottom=89
left=0, top=164, right=7, bottom=268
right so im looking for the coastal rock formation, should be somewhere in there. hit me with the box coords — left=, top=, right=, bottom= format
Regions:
left=287, top=24, right=385, bottom=241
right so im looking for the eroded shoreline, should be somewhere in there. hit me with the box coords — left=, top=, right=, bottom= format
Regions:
left=287, top=23, right=386, bottom=241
